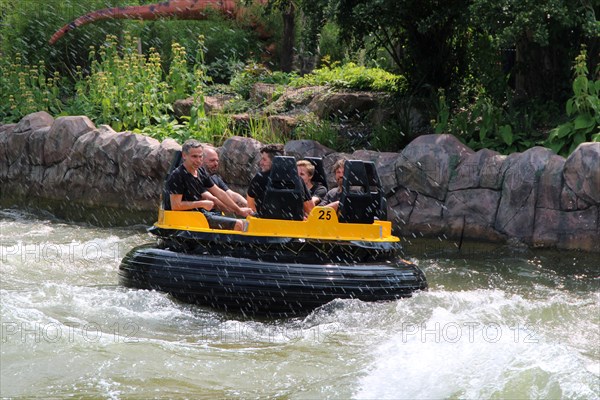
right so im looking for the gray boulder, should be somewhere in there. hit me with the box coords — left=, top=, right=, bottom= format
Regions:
left=396, top=134, right=473, bottom=201
left=3, top=114, right=54, bottom=185
left=388, top=188, right=418, bottom=232
left=0, top=124, right=16, bottom=179
left=563, top=142, right=600, bottom=205
left=264, top=86, right=324, bottom=114
left=536, top=154, right=566, bottom=210
left=156, top=139, right=181, bottom=178
left=533, top=207, right=599, bottom=249
left=13, top=111, right=54, bottom=133
left=406, top=194, right=446, bottom=236
left=285, top=140, right=335, bottom=159
left=495, top=147, right=554, bottom=241
left=449, top=148, right=501, bottom=191
left=308, top=91, right=388, bottom=121
left=479, top=152, right=507, bottom=190
left=444, top=188, right=503, bottom=242
left=44, top=116, right=95, bottom=165
left=27, top=127, right=51, bottom=165
left=218, top=136, right=263, bottom=186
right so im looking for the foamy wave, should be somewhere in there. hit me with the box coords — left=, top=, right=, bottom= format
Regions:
left=355, top=289, right=599, bottom=399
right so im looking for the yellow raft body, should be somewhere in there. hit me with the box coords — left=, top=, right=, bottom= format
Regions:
left=154, top=206, right=399, bottom=244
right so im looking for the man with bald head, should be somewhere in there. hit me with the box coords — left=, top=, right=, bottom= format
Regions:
left=202, top=146, right=248, bottom=214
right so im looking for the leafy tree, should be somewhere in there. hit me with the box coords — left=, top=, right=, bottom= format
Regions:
left=259, top=0, right=297, bottom=72
left=297, top=0, right=330, bottom=72
left=259, top=0, right=332, bottom=73
left=330, top=0, right=472, bottom=89
left=469, top=0, right=599, bottom=102
left=279, top=0, right=297, bottom=73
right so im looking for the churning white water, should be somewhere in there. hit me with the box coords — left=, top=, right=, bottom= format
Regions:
left=1, top=209, right=598, bottom=398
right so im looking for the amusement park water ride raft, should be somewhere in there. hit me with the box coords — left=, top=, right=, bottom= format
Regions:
left=119, top=157, right=427, bottom=317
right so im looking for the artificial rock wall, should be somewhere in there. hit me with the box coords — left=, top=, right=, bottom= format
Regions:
left=1, top=111, right=599, bottom=251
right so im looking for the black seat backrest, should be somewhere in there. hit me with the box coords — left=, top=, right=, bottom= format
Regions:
left=363, top=161, right=387, bottom=220
left=260, top=156, right=305, bottom=221
left=338, top=160, right=374, bottom=224
left=162, top=151, right=183, bottom=211
left=303, top=157, right=329, bottom=190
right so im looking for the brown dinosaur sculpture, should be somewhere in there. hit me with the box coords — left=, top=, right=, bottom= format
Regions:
left=49, top=0, right=269, bottom=45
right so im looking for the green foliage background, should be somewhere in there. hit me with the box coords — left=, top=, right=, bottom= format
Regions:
left=0, top=0, right=598, bottom=155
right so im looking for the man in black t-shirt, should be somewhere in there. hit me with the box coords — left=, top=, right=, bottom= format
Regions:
left=166, top=140, right=252, bottom=231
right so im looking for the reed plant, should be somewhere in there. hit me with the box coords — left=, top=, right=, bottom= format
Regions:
left=246, top=116, right=280, bottom=144
left=166, top=42, right=192, bottom=105
left=295, top=114, right=341, bottom=149
left=187, top=35, right=211, bottom=135
left=68, top=33, right=171, bottom=131
left=0, top=55, right=63, bottom=123
left=189, top=113, right=233, bottom=146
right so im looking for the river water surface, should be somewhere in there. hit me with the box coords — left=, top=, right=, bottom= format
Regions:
left=1, top=208, right=598, bottom=399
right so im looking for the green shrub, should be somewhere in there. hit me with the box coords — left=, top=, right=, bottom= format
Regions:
left=136, top=113, right=234, bottom=145
left=229, top=63, right=271, bottom=99
left=229, top=62, right=295, bottom=99
left=222, top=98, right=253, bottom=114
left=434, top=87, right=543, bottom=154
left=545, top=47, right=600, bottom=156
left=1, top=0, right=264, bottom=109
left=66, top=32, right=213, bottom=133
left=291, top=62, right=406, bottom=92
left=317, top=23, right=345, bottom=65
left=370, top=121, right=407, bottom=152
left=135, top=115, right=189, bottom=143
left=137, top=18, right=259, bottom=83
left=187, top=35, right=212, bottom=137
left=207, top=58, right=246, bottom=84
left=166, top=42, right=193, bottom=105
